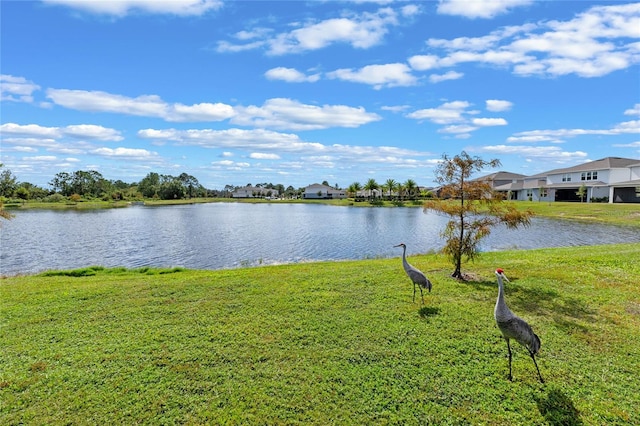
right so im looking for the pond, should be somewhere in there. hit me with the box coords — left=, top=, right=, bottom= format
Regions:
left=1, top=203, right=638, bottom=276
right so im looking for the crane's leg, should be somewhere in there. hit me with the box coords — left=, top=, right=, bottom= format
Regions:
left=413, top=283, right=416, bottom=303
left=419, top=286, right=424, bottom=305
left=506, top=339, right=513, bottom=381
left=529, top=352, right=544, bottom=384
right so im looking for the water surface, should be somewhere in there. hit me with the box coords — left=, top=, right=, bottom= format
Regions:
left=1, top=203, right=638, bottom=276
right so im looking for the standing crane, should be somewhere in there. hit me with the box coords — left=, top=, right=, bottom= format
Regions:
left=494, top=268, right=544, bottom=383
left=394, top=243, right=432, bottom=304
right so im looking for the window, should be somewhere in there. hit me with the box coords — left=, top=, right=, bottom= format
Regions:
left=592, top=171, right=598, bottom=180
left=539, top=188, right=548, bottom=197
left=581, top=171, right=598, bottom=181
left=636, top=187, right=640, bottom=198
left=562, top=173, right=572, bottom=182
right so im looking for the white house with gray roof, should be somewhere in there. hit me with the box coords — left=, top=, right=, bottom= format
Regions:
left=490, top=157, right=640, bottom=203
left=231, top=185, right=279, bottom=199
left=302, top=183, right=347, bottom=199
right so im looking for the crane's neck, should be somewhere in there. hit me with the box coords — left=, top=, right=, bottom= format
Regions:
left=495, top=275, right=510, bottom=318
left=497, top=275, right=505, bottom=302
left=401, top=246, right=410, bottom=269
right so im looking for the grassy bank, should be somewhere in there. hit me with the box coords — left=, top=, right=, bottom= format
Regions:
left=2, top=243, right=639, bottom=424
left=511, top=201, right=640, bottom=228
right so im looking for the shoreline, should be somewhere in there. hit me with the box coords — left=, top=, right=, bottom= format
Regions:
left=3, top=241, right=639, bottom=279
left=5, top=197, right=640, bottom=228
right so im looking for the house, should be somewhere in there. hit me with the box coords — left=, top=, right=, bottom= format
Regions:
left=302, top=183, right=347, bottom=199
left=490, top=157, right=640, bottom=203
left=231, top=185, right=279, bottom=199
left=476, top=171, right=527, bottom=200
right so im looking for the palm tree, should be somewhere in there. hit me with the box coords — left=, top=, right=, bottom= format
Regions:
left=404, top=179, right=418, bottom=200
left=348, top=182, right=362, bottom=199
left=395, top=182, right=405, bottom=201
left=364, top=178, right=379, bottom=201
left=384, top=178, right=396, bottom=200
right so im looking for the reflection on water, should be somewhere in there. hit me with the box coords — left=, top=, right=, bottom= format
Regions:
left=1, top=203, right=638, bottom=275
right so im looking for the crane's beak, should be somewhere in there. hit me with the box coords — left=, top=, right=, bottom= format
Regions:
left=501, top=273, right=510, bottom=282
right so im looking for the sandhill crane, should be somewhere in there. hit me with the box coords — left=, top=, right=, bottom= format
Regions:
left=394, top=243, right=432, bottom=304
left=494, top=268, right=544, bottom=383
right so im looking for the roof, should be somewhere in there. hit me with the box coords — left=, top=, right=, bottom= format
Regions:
left=494, top=182, right=524, bottom=191
left=304, top=183, right=337, bottom=190
left=473, top=171, right=527, bottom=181
left=545, top=157, right=640, bottom=175
left=609, top=179, right=640, bottom=187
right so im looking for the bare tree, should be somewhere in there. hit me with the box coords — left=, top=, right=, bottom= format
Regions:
left=424, top=152, right=533, bottom=279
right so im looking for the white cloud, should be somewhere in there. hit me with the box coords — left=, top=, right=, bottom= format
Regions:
left=1, top=123, right=60, bottom=138
left=138, top=127, right=427, bottom=163
left=486, top=99, right=513, bottom=112
left=218, top=7, right=417, bottom=55
left=264, top=67, right=320, bottom=83
left=625, top=104, right=640, bottom=116
left=480, top=145, right=588, bottom=164
left=472, top=117, right=507, bottom=127
left=327, top=63, right=417, bottom=89
left=43, top=88, right=380, bottom=130
left=380, top=105, right=410, bottom=113
left=170, top=102, right=236, bottom=122
left=250, top=153, right=281, bottom=160
left=408, top=54, right=440, bottom=71
left=62, top=124, right=124, bottom=141
left=428, top=70, right=463, bottom=83
left=42, top=0, right=223, bottom=17
left=92, top=147, right=158, bottom=159
left=46, top=89, right=235, bottom=122
left=406, top=101, right=471, bottom=124
left=211, top=160, right=250, bottom=169
left=507, top=119, right=640, bottom=143
left=1, top=74, right=40, bottom=103
left=138, top=127, right=321, bottom=152
left=612, top=120, right=640, bottom=133
left=421, top=3, right=640, bottom=78
left=11, top=146, right=38, bottom=153
left=47, top=89, right=166, bottom=116
left=401, top=4, right=421, bottom=17
left=612, top=141, right=640, bottom=148
left=438, top=124, right=478, bottom=134
left=437, top=0, right=533, bottom=19
left=25, top=155, right=58, bottom=162
left=0, top=122, right=123, bottom=141
left=231, top=98, right=381, bottom=130
left=481, top=144, right=588, bottom=162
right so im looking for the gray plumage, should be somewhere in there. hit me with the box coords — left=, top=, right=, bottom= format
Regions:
left=494, top=268, right=544, bottom=383
left=394, top=243, right=432, bottom=304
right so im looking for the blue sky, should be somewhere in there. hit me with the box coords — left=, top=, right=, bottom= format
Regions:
left=1, top=0, right=639, bottom=190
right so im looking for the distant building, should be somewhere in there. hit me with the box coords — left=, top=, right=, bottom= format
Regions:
left=231, top=185, right=279, bottom=199
left=302, top=183, right=347, bottom=199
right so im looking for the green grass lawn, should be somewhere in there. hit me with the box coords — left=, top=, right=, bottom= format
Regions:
left=2, top=244, right=640, bottom=425
left=512, top=201, right=640, bottom=228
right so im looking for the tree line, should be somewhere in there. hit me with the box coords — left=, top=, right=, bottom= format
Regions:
left=0, top=166, right=212, bottom=202
left=0, top=165, right=430, bottom=202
